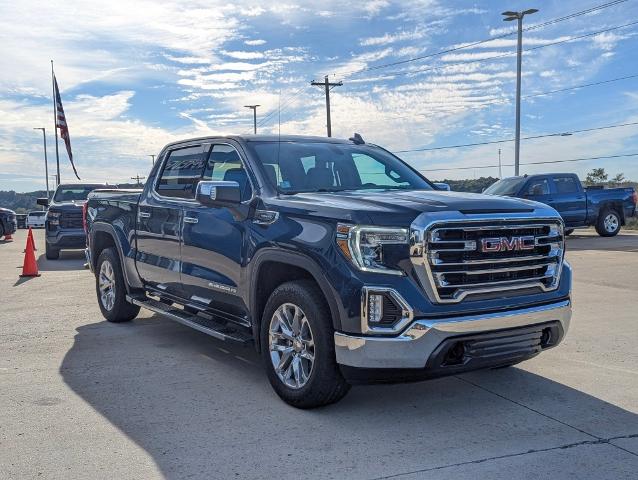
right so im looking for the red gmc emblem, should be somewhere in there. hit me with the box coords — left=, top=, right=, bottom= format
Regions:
left=480, top=236, right=536, bottom=252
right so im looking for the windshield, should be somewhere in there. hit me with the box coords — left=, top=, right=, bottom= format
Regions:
left=53, top=185, right=100, bottom=202
left=245, top=141, right=433, bottom=193
left=29, top=211, right=45, bottom=216
left=484, top=177, right=526, bottom=196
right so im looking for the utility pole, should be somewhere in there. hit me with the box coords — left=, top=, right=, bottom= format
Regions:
left=498, top=148, right=502, bottom=178
left=149, top=154, right=155, bottom=164
left=244, top=104, right=260, bottom=134
left=131, top=174, right=145, bottom=187
left=502, top=8, right=538, bottom=176
left=33, top=128, right=50, bottom=199
left=311, top=75, right=342, bottom=137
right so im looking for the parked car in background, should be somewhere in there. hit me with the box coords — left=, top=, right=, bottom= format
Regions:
left=484, top=173, right=637, bottom=236
left=16, top=214, right=27, bottom=229
left=85, top=134, right=572, bottom=408
left=37, top=183, right=109, bottom=259
left=26, top=211, right=46, bottom=228
left=0, top=207, right=17, bottom=238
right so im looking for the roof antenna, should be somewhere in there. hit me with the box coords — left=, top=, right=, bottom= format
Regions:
left=349, top=132, right=365, bottom=145
left=276, top=89, right=282, bottom=198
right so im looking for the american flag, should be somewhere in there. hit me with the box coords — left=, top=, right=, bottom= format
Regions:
left=53, top=74, right=80, bottom=180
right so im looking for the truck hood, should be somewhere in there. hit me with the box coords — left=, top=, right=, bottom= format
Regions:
left=49, top=200, right=85, bottom=211
left=274, top=189, right=545, bottom=226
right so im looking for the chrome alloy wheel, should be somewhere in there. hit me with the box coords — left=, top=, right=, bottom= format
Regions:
left=269, top=303, right=315, bottom=389
left=604, top=213, right=619, bottom=233
left=99, top=260, right=116, bottom=311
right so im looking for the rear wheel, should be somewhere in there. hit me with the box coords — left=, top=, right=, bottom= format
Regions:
left=260, top=280, right=350, bottom=408
left=0, top=223, right=4, bottom=238
left=95, top=247, right=140, bottom=322
left=45, top=242, right=59, bottom=260
left=595, top=209, right=621, bottom=237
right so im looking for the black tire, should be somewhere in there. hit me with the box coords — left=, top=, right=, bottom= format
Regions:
left=564, top=229, right=574, bottom=236
left=0, top=223, right=4, bottom=238
left=95, top=247, right=140, bottom=322
left=595, top=208, right=621, bottom=237
left=260, top=280, right=350, bottom=408
left=45, top=242, right=59, bottom=260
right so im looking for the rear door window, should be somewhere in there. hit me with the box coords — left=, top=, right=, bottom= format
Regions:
left=553, top=176, right=579, bottom=194
left=156, top=145, right=206, bottom=199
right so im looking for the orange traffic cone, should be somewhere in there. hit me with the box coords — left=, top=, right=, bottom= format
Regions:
left=20, top=233, right=40, bottom=277
left=27, top=227, right=37, bottom=251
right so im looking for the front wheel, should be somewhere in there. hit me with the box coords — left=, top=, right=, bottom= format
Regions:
left=95, top=247, right=140, bottom=322
left=595, top=209, right=621, bottom=237
left=260, top=280, right=350, bottom=408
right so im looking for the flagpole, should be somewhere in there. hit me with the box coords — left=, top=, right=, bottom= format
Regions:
left=51, top=60, right=60, bottom=186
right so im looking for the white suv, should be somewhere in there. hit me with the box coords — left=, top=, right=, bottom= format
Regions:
left=26, top=211, right=46, bottom=228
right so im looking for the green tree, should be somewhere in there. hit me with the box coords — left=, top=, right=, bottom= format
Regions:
left=585, top=168, right=608, bottom=184
left=611, top=172, right=626, bottom=185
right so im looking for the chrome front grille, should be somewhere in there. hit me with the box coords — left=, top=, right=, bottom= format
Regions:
left=411, top=219, right=564, bottom=303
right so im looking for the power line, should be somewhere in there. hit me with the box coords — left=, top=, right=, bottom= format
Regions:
left=378, top=72, right=638, bottom=123
left=418, top=152, right=638, bottom=172
left=396, top=120, right=638, bottom=153
left=523, top=73, right=638, bottom=98
left=334, top=0, right=629, bottom=79
left=348, top=19, right=638, bottom=84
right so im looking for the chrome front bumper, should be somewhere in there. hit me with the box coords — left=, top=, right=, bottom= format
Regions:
left=334, top=299, right=571, bottom=369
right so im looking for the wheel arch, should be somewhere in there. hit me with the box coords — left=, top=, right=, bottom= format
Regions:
left=249, top=248, right=344, bottom=352
left=90, top=222, right=143, bottom=292
left=598, top=201, right=626, bottom=225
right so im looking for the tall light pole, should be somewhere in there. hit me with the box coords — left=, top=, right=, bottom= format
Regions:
left=498, top=148, right=502, bottom=178
left=33, top=127, right=50, bottom=199
left=244, top=105, right=260, bottom=134
left=502, top=8, right=538, bottom=176
left=149, top=154, right=155, bottom=164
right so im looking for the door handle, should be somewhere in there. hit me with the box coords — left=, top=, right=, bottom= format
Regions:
left=138, top=211, right=151, bottom=219
left=184, top=216, right=198, bottom=224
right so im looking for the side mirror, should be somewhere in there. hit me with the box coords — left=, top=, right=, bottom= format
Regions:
left=195, top=180, right=241, bottom=207
left=36, top=197, right=49, bottom=207
left=433, top=182, right=451, bottom=191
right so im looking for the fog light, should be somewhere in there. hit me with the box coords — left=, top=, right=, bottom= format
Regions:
left=368, top=294, right=384, bottom=323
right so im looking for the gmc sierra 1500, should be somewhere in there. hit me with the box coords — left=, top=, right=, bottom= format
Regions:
left=86, top=135, right=572, bottom=408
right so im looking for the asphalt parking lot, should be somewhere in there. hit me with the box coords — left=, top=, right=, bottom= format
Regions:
left=1, top=228, right=637, bottom=479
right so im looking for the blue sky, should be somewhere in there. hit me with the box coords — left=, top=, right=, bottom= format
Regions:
left=1, top=0, right=637, bottom=192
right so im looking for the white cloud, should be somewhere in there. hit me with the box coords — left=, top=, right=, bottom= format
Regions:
left=244, top=39, right=267, bottom=46
left=360, top=28, right=427, bottom=46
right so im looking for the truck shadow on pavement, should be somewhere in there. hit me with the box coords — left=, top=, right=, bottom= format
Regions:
left=59, top=315, right=638, bottom=479
left=36, top=250, right=87, bottom=271
left=566, top=233, right=638, bottom=253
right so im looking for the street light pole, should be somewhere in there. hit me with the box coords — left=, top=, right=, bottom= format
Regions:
left=244, top=105, right=260, bottom=134
left=498, top=148, right=502, bottom=179
left=502, top=8, right=538, bottom=176
left=33, top=127, right=50, bottom=199
left=149, top=154, right=155, bottom=164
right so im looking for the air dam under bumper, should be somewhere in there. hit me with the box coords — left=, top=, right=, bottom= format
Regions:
left=334, top=299, right=571, bottom=371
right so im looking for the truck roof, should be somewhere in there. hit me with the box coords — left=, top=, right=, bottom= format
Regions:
left=165, top=134, right=358, bottom=149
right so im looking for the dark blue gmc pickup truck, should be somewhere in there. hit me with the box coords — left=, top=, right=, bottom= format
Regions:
left=86, top=135, right=572, bottom=408
left=484, top=173, right=637, bottom=236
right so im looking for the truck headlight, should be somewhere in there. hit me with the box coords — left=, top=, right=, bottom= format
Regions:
left=336, top=224, right=409, bottom=275
left=47, top=211, right=60, bottom=225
